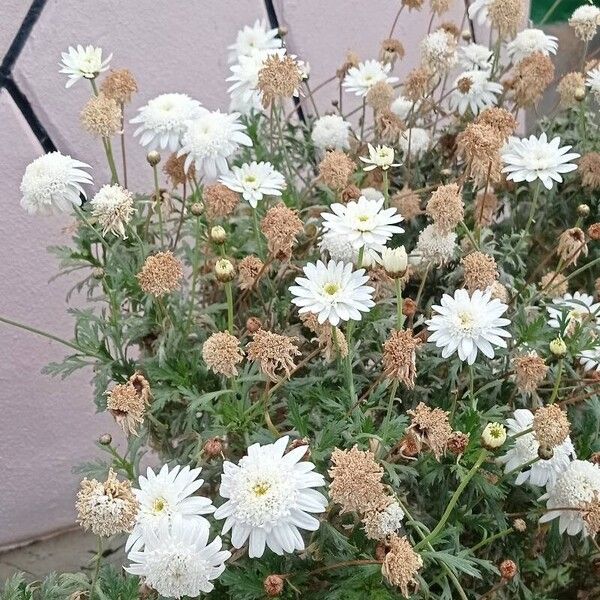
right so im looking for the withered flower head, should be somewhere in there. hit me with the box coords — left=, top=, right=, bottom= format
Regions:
left=582, top=494, right=600, bottom=536
left=383, top=329, right=422, bottom=388
left=100, top=68, right=138, bottom=104
left=539, top=271, right=568, bottom=297
left=203, top=331, right=244, bottom=378
left=263, top=574, right=285, bottom=598
left=513, top=352, right=548, bottom=393
left=380, top=38, right=405, bottom=65
left=318, top=150, right=356, bottom=190
left=431, top=0, right=452, bottom=15
left=381, top=535, right=423, bottom=598
left=556, top=227, right=588, bottom=266
left=499, top=559, right=518, bottom=581
left=461, top=251, right=499, bottom=292
left=106, top=372, right=151, bottom=436
left=569, top=6, right=600, bottom=41
left=366, top=81, right=395, bottom=111
left=246, top=329, right=300, bottom=382
left=137, top=251, right=183, bottom=297
left=341, top=184, right=362, bottom=203
left=404, top=66, right=431, bottom=102
left=407, top=402, right=453, bottom=460
left=474, top=190, right=499, bottom=228
left=447, top=431, right=470, bottom=455
left=533, top=404, right=570, bottom=448
left=376, top=109, right=406, bottom=143
left=557, top=72, right=586, bottom=108
left=426, top=183, right=464, bottom=233
left=238, top=255, right=264, bottom=290
left=439, top=21, right=461, bottom=37
left=474, top=107, right=517, bottom=141
left=488, top=0, right=525, bottom=38
left=257, top=53, right=303, bottom=108
left=301, top=312, right=348, bottom=362
left=163, top=152, right=195, bottom=188
left=76, top=469, right=138, bottom=537
left=80, top=93, right=122, bottom=138
left=392, top=187, right=422, bottom=221
left=589, top=223, right=600, bottom=241
left=260, top=204, right=303, bottom=260
left=580, top=153, right=600, bottom=190
left=456, top=122, right=504, bottom=185
left=402, top=0, right=424, bottom=9
left=203, top=183, right=240, bottom=219
left=512, top=52, right=554, bottom=107
left=336, top=51, right=360, bottom=80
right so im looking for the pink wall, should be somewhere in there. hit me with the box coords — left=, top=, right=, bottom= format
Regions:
left=1, top=0, right=485, bottom=549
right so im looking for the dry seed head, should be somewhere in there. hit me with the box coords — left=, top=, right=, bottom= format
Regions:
left=582, top=494, right=600, bottom=536
left=341, top=184, right=362, bottom=203
left=203, top=183, right=240, bottom=219
left=403, top=0, right=425, bottom=9
left=263, top=574, right=285, bottom=597
left=100, top=68, right=138, bottom=104
left=556, top=227, right=588, bottom=266
left=474, top=107, right=517, bottom=140
left=260, top=204, right=303, bottom=260
left=557, top=72, right=586, bottom=108
left=407, top=402, right=453, bottom=460
left=569, top=7, right=600, bottom=41
left=426, top=183, right=464, bottom=233
left=513, top=518, right=527, bottom=532
left=238, top=255, right=264, bottom=290
left=580, top=153, right=600, bottom=190
left=246, top=329, right=300, bottom=382
left=381, top=535, right=423, bottom=597
left=392, top=187, right=422, bottom=221
left=318, top=150, right=356, bottom=190
left=533, top=404, right=570, bottom=448
left=106, top=382, right=147, bottom=436
left=257, top=53, right=303, bottom=108
left=474, top=190, right=499, bottom=228
left=336, top=51, right=360, bottom=80
left=203, top=437, right=224, bottom=460
left=137, top=251, right=183, bottom=297
left=382, top=329, right=422, bottom=388
left=366, top=81, right=395, bottom=111
left=301, top=312, right=348, bottom=362
left=439, top=21, right=461, bottom=37
left=203, top=332, right=244, bottom=378
left=512, top=52, right=554, bottom=107
left=404, top=66, right=431, bottom=102
left=380, top=38, right=405, bottom=65
left=431, top=0, right=452, bottom=15
left=376, top=109, right=406, bottom=143
left=488, top=0, right=524, bottom=38
left=588, top=223, right=600, bottom=241
left=539, top=271, right=568, bottom=297
left=461, top=251, right=499, bottom=292
left=163, top=152, right=195, bottom=188
left=447, top=431, right=470, bottom=455
left=456, top=123, right=504, bottom=185
left=80, top=93, right=122, bottom=138
left=513, top=352, right=548, bottom=393
left=499, top=559, right=518, bottom=581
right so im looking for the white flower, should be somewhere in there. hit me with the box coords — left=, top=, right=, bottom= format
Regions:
left=580, top=346, right=600, bottom=372
left=228, top=19, right=282, bottom=63
left=569, top=5, right=600, bottom=41
left=126, top=517, right=230, bottom=598
left=399, top=127, right=430, bottom=158
left=342, top=60, right=399, bottom=97
left=360, top=143, right=401, bottom=171
left=130, top=93, right=203, bottom=152
left=427, top=288, right=511, bottom=365
left=547, top=292, right=600, bottom=331
left=227, top=50, right=270, bottom=114
left=321, top=196, right=404, bottom=251
left=178, top=110, right=252, bottom=179
left=498, top=409, right=576, bottom=487
left=482, top=423, right=507, bottom=449
left=390, top=95, right=413, bottom=120
left=290, top=260, right=375, bottom=326
left=219, top=161, right=285, bottom=208
left=127, top=464, right=215, bottom=552
left=368, top=502, right=405, bottom=538
left=420, top=30, right=457, bottom=73
left=381, top=246, right=408, bottom=276
left=214, top=436, right=327, bottom=557
left=539, top=460, right=600, bottom=536
left=20, top=152, right=92, bottom=215
left=311, top=115, right=351, bottom=151
left=468, top=0, right=492, bottom=26
left=89, top=184, right=134, bottom=238
left=459, top=43, right=493, bottom=71
left=319, top=233, right=380, bottom=268
left=501, top=133, right=580, bottom=190
left=414, top=224, right=456, bottom=264
left=507, top=29, right=558, bottom=64
left=59, top=45, right=112, bottom=88
left=449, top=70, right=502, bottom=116
left=361, top=187, right=385, bottom=202
left=586, top=67, right=600, bottom=101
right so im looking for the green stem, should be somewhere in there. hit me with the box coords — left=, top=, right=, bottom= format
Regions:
left=525, top=181, right=542, bottom=236
left=470, top=528, right=513, bottom=554
left=384, top=380, right=399, bottom=428
left=382, top=170, right=390, bottom=207
left=395, top=278, right=404, bottom=329
left=345, top=321, right=357, bottom=405
left=184, top=217, right=202, bottom=335
left=89, top=537, right=103, bottom=600
left=549, top=359, right=563, bottom=404
left=225, top=281, right=234, bottom=334
left=153, top=164, right=164, bottom=248
left=253, top=209, right=265, bottom=259
left=540, top=0, right=563, bottom=24
left=103, top=137, right=119, bottom=185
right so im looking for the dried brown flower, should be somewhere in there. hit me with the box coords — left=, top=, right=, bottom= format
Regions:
left=407, top=402, right=453, bottom=460
left=431, top=0, right=452, bottom=14
left=382, top=535, right=423, bottom=597
left=580, top=153, right=600, bottom=190
left=80, top=93, right=122, bottom=138
left=557, top=72, right=586, bottom=108
left=246, top=329, right=300, bottom=382
left=556, top=227, right=588, bottom=266
left=474, top=107, right=517, bottom=141
left=341, top=184, right=362, bottom=203
left=533, top=404, right=570, bottom=448
left=392, top=187, right=422, bottom=221
left=383, top=329, right=422, bottom=388
left=238, top=255, right=264, bottom=290
left=100, top=69, right=138, bottom=104
left=474, top=190, right=499, bottom=227
left=513, top=352, right=548, bottom=393
left=257, top=53, right=303, bottom=108
left=76, top=469, right=138, bottom=537
left=203, top=183, right=240, bottom=219
left=337, top=51, right=360, bottom=80
left=261, top=204, right=303, bottom=260
left=456, top=122, right=504, bottom=185
left=404, top=66, right=431, bottom=102
left=589, top=223, right=600, bottom=241
left=426, top=183, right=464, bottom=233
left=402, top=0, right=424, bottom=9
left=499, top=559, right=518, bottom=580
left=439, top=21, right=460, bottom=37
left=513, top=518, right=527, bottom=532
left=490, top=281, right=510, bottom=303
left=263, top=574, right=285, bottom=597
left=539, top=271, right=568, bottom=297
left=512, top=52, right=554, bottom=107
left=106, top=381, right=147, bottom=436
left=569, top=8, right=600, bottom=41
left=380, top=38, right=405, bottom=65
left=163, top=153, right=195, bottom=188
left=137, top=251, right=183, bottom=296
left=447, top=431, right=470, bottom=455
left=488, top=0, right=524, bottom=38
left=461, top=251, right=498, bottom=292
left=301, top=312, right=348, bottom=362
left=376, top=109, right=406, bottom=143
left=203, top=437, right=224, bottom=459
left=203, top=331, right=244, bottom=378
left=582, top=494, right=600, bottom=536
left=318, top=150, right=356, bottom=190
left=366, top=81, right=395, bottom=111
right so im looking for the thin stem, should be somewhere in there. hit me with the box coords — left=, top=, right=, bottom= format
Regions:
left=253, top=209, right=265, bottom=259
left=388, top=4, right=405, bottom=37
left=524, top=181, right=542, bottom=236
left=470, top=528, right=513, bottom=554
left=384, top=380, right=399, bottom=428
left=153, top=164, right=164, bottom=248
left=89, top=537, right=103, bottom=600
left=540, top=0, right=563, bottom=24
left=415, top=263, right=431, bottom=308
left=119, top=103, right=128, bottom=188
left=184, top=217, right=202, bottom=335
left=382, top=169, right=390, bottom=207
left=225, top=282, right=234, bottom=334
left=549, top=359, right=563, bottom=404
left=395, top=278, right=404, bottom=329
left=173, top=180, right=187, bottom=249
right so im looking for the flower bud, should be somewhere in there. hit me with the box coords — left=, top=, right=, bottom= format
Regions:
left=481, top=422, right=506, bottom=449
left=210, top=225, right=227, bottom=244
left=461, top=29, right=472, bottom=41
left=98, top=433, right=112, bottom=445
left=190, top=202, right=204, bottom=216
left=146, top=150, right=161, bottom=166
left=512, top=518, right=527, bottom=532
left=538, top=444, right=554, bottom=460
left=499, top=559, right=517, bottom=580
left=215, top=258, right=235, bottom=283
left=263, top=574, right=285, bottom=597
left=246, top=317, right=262, bottom=333
left=381, top=246, right=408, bottom=277
left=549, top=337, right=567, bottom=357
left=203, top=437, right=224, bottom=459
left=577, top=203, right=591, bottom=217
left=92, top=267, right=105, bottom=280
left=574, top=87, right=586, bottom=102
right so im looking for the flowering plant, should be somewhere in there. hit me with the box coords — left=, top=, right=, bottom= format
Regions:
left=4, top=3, right=600, bottom=599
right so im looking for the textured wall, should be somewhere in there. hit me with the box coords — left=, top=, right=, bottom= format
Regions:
left=0, top=0, right=484, bottom=549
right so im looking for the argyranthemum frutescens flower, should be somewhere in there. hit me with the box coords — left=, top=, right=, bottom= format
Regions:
left=311, top=114, right=352, bottom=151
left=449, top=70, right=502, bottom=116
left=228, top=19, right=282, bottom=63
left=342, top=59, right=399, bottom=97
left=360, top=144, right=401, bottom=171
left=219, top=161, right=285, bottom=208
left=426, top=288, right=511, bottom=365
left=507, top=29, right=558, bottom=64
left=126, top=516, right=230, bottom=599
left=59, top=44, right=112, bottom=87
left=214, top=436, right=327, bottom=558
left=290, top=260, right=375, bottom=326
left=547, top=291, right=600, bottom=333
left=89, top=184, right=135, bottom=238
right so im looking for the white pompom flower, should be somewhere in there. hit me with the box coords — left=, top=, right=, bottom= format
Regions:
left=449, top=70, right=502, bottom=116
left=59, top=45, right=112, bottom=88
left=399, top=128, right=430, bottom=158
left=507, top=29, right=558, bottom=64
left=342, top=60, right=399, bottom=97
left=228, top=19, right=282, bottom=63
left=219, top=161, right=285, bottom=208
left=459, top=44, right=493, bottom=71
left=290, top=260, right=375, bottom=326
left=89, top=184, right=135, bottom=238
left=20, top=152, right=93, bottom=216
left=390, top=95, right=413, bottom=120
left=214, top=436, right=327, bottom=558
left=130, top=93, right=203, bottom=152
left=427, top=288, right=511, bottom=365
left=311, top=114, right=352, bottom=151
left=586, top=67, right=600, bottom=102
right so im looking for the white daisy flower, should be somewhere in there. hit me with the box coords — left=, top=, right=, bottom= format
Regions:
left=399, top=127, right=430, bottom=158
left=342, top=60, right=399, bottom=97
left=427, top=288, right=511, bottom=365
left=178, top=110, right=252, bottom=179
left=468, top=0, right=492, bottom=26
left=497, top=409, right=576, bottom=488
left=126, top=464, right=215, bottom=552
left=321, top=196, right=404, bottom=251
left=219, top=161, right=286, bottom=208
left=361, top=187, right=385, bottom=202
left=311, top=114, right=352, bottom=151
left=449, top=70, right=503, bottom=116
left=507, top=29, right=559, bottom=64
left=290, top=260, right=375, bottom=326
left=580, top=346, right=600, bottom=372
left=59, top=45, right=112, bottom=88
left=501, top=133, right=580, bottom=190
left=214, top=436, right=327, bottom=558
left=539, top=460, right=600, bottom=536
left=89, top=184, right=135, bottom=238
left=360, top=143, right=401, bottom=171
left=414, top=224, right=457, bottom=265
left=390, top=95, right=414, bottom=120
left=126, top=516, right=230, bottom=599
left=20, top=152, right=92, bottom=216
left=130, top=93, right=203, bottom=152
left=227, top=49, right=270, bottom=114
left=420, top=30, right=457, bottom=73
left=319, top=233, right=381, bottom=268
left=228, top=19, right=282, bottom=63
left=459, top=43, right=493, bottom=71
left=547, top=292, right=600, bottom=331
left=586, top=67, right=600, bottom=102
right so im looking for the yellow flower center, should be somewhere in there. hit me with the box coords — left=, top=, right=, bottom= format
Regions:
left=324, top=282, right=341, bottom=296
left=152, top=497, right=167, bottom=513
left=458, top=311, right=475, bottom=331
left=252, top=482, right=271, bottom=496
